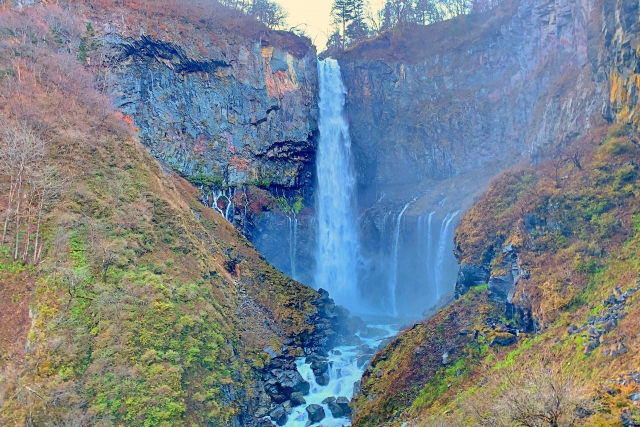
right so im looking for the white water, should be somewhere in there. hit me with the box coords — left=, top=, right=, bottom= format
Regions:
left=315, top=59, right=360, bottom=310
left=389, top=202, right=412, bottom=316
left=426, top=211, right=435, bottom=296
left=434, top=211, right=459, bottom=300
left=280, top=325, right=396, bottom=427
left=288, top=216, right=298, bottom=280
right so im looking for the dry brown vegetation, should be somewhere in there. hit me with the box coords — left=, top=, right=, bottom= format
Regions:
left=0, top=4, right=319, bottom=426
left=353, top=123, right=640, bottom=427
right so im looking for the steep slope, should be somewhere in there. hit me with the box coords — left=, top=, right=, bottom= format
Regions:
left=353, top=123, right=640, bottom=426
left=0, top=5, right=342, bottom=426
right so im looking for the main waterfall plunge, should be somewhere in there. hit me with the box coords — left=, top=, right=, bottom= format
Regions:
left=268, top=59, right=459, bottom=427
left=313, top=59, right=460, bottom=317
left=315, top=59, right=360, bottom=311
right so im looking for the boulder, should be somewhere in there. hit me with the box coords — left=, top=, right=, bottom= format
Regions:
left=489, top=332, right=517, bottom=347
left=323, top=396, right=343, bottom=418
left=357, top=354, right=371, bottom=368
left=277, top=369, right=311, bottom=395
left=336, top=396, right=352, bottom=416
left=306, top=404, right=326, bottom=423
left=305, top=353, right=327, bottom=364
left=264, top=367, right=311, bottom=401
left=269, top=405, right=288, bottom=426
left=353, top=380, right=361, bottom=397
left=311, top=360, right=329, bottom=376
left=316, top=373, right=330, bottom=386
left=455, top=263, right=490, bottom=298
left=290, top=391, right=306, bottom=406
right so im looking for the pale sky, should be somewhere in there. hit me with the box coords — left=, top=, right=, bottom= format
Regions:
left=275, top=0, right=386, bottom=50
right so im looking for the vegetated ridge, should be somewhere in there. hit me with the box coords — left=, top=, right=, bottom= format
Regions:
left=0, top=3, right=342, bottom=427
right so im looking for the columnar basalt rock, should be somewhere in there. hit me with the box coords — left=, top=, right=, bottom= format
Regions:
left=108, top=34, right=319, bottom=189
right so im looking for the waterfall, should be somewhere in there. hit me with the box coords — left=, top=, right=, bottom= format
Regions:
left=426, top=211, right=435, bottom=296
left=434, top=211, right=459, bottom=300
left=288, top=216, right=298, bottom=280
left=315, top=59, right=360, bottom=309
left=389, top=202, right=411, bottom=316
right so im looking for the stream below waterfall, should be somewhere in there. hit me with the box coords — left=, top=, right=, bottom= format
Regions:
left=278, top=325, right=397, bottom=427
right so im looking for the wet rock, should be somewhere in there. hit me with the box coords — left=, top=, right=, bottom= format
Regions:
left=306, top=404, right=326, bottom=423
left=263, top=362, right=311, bottom=401
left=336, top=396, right=352, bottom=416
left=332, top=349, right=342, bottom=355
left=310, top=360, right=329, bottom=376
left=348, top=315, right=367, bottom=334
left=290, top=391, right=306, bottom=406
left=455, top=263, right=490, bottom=298
left=353, top=380, right=361, bottom=397
left=357, top=354, right=372, bottom=368
left=305, top=353, right=327, bottom=364
left=316, top=373, right=330, bottom=386
left=322, top=396, right=343, bottom=417
left=339, top=334, right=363, bottom=346
left=269, top=405, right=288, bottom=426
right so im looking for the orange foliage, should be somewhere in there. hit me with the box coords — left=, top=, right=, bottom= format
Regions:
left=454, top=125, right=638, bottom=324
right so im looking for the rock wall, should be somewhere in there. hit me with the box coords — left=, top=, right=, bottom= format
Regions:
left=335, top=0, right=607, bottom=315
left=108, top=34, right=318, bottom=188
left=105, top=29, right=320, bottom=284
left=607, top=0, right=640, bottom=126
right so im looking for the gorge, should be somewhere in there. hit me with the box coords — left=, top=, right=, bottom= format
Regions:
left=2, top=0, right=640, bottom=426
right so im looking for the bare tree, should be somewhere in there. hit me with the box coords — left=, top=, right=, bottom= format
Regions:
left=31, top=165, right=64, bottom=263
left=0, top=125, right=45, bottom=253
left=0, top=124, right=62, bottom=263
left=471, top=363, right=592, bottom=427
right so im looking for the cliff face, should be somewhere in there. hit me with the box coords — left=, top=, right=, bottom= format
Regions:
left=335, top=0, right=606, bottom=314
left=101, top=19, right=320, bottom=285
left=108, top=34, right=318, bottom=189
left=339, top=0, right=600, bottom=191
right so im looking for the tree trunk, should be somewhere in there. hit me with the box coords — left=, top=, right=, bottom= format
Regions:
left=13, top=178, right=23, bottom=260
left=2, top=176, right=16, bottom=246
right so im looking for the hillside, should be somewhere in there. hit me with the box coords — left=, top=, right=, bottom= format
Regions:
left=352, top=123, right=640, bottom=426
left=0, top=4, right=342, bottom=426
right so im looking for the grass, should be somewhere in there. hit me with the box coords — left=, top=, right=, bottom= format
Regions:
left=0, top=4, right=320, bottom=426
left=352, top=124, right=640, bottom=426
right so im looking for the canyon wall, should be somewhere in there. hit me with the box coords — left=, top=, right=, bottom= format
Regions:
left=336, top=0, right=607, bottom=315
left=104, top=24, right=320, bottom=284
